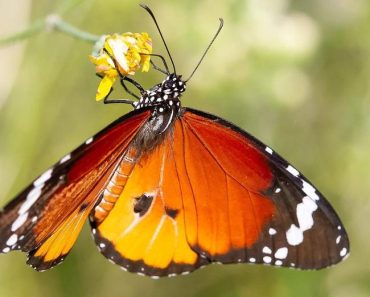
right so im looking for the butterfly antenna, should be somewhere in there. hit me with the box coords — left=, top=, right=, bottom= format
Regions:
left=140, top=4, right=176, bottom=74
left=185, top=18, right=224, bottom=83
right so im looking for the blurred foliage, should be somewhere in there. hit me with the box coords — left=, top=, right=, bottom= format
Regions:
left=0, top=0, right=369, bottom=296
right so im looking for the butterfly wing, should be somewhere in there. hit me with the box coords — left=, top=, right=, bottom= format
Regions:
left=181, top=108, right=349, bottom=269
left=90, top=132, right=206, bottom=277
left=90, top=107, right=349, bottom=277
left=0, top=109, right=151, bottom=270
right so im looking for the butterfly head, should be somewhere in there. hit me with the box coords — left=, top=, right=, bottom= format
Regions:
left=112, top=7, right=222, bottom=112
left=134, top=73, right=186, bottom=110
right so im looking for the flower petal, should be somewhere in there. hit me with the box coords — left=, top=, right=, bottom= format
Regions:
left=90, top=32, right=153, bottom=101
left=96, top=76, right=116, bottom=101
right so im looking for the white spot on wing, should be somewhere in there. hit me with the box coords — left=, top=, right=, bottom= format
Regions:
left=60, top=154, right=71, bottom=164
left=18, top=187, right=42, bottom=215
left=6, top=234, right=18, bottom=246
left=301, top=180, right=320, bottom=201
left=286, top=224, right=303, bottom=245
left=11, top=212, right=28, bottom=232
left=249, top=257, right=256, bottom=263
left=275, top=260, right=283, bottom=266
left=34, top=169, right=53, bottom=187
left=340, top=248, right=347, bottom=257
left=286, top=165, right=299, bottom=177
left=336, top=235, right=341, bottom=244
left=275, top=247, right=288, bottom=259
left=296, top=196, right=318, bottom=232
left=263, top=256, right=272, bottom=264
left=85, top=137, right=93, bottom=145
left=99, top=243, right=106, bottom=249
left=269, top=228, right=277, bottom=235
left=265, top=147, right=273, bottom=154
left=286, top=196, right=318, bottom=246
left=263, top=246, right=272, bottom=254
left=2, top=247, right=10, bottom=253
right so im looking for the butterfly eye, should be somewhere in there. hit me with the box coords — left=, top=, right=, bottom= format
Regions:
left=133, top=194, right=154, bottom=216
left=163, top=81, right=171, bottom=89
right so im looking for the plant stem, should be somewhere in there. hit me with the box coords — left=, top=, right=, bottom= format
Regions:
left=46, top=14, right=99, bottom=43
left=0, top=14, right=100, bottom=46
left=0, top=20, right=45, bottom=46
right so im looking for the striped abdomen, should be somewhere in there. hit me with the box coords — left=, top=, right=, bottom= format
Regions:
left=93, top=148, right=138, bottom=224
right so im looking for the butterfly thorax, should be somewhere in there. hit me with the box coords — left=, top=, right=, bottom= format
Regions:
left=128, top=74, right=187, bottom=152
left=133, top=73, right=186, bottom=110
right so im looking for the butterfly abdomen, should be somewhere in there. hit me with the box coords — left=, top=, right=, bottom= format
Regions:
left=92, top=102, right=183, bottom=226
left=93, top=147, right=139, bottom=224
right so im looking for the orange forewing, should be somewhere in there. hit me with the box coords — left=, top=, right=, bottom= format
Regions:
left=181, top=113, right=275, bottom=257
left=0, top=110, right=151, bottom=270
left=32, top=110, right=151, bottom=246
left=92, top=111, right=275, bottom=276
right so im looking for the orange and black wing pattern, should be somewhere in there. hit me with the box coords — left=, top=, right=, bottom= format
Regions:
left=90, top=107, right=349, bottom=277
left=0, top=5, right=350, bottom=277
left=0, top=109, right=151, bottom=270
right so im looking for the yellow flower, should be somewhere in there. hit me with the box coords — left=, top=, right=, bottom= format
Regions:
left=90, top=32, right=152, bottom=101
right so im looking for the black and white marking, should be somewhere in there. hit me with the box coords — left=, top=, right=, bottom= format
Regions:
left=133, top=74, right=186, bottom=111
left=255, top=143, right=350, bottom=267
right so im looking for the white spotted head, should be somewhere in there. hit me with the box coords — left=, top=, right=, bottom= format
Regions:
left=133, top=74, right=186, bottom=110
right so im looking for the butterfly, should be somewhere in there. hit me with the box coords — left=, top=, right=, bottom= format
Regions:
left=0, top=5, right=349, bottom=278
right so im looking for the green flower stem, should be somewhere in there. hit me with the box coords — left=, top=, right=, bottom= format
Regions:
left=0, top=19, right=45, bottom=46
left=46, top=14, right=99, bottom=43
left=0, top=14, right=99, bottom=46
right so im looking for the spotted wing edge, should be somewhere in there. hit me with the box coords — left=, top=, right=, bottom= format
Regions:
left=183, top=107, right=350, bottom=267
left=0, top=107, right=153, bottom=270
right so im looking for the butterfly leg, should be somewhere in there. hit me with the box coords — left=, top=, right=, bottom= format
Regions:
left=150, top=60, right=168, bottom=75
left=101, top=81, right=137, bottom=105
left=142, top=53, right=169, bottom=75
left=121, top=77, right=145, bottom=96
left=95, top=66, right=141, bottom=104
left=101, top=48, right=144, bottom=99
left=103, top=97, right=136, bottom=105
left=104, top=77, right=147, bottom=104
left=99, top=75, right=143, bottom=104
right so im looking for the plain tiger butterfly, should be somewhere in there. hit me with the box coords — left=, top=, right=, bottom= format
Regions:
left=0, top=4, right=349, bottom=277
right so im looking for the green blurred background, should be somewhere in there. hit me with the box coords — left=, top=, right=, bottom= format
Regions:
left=0, top=0, right=369, bottom=296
